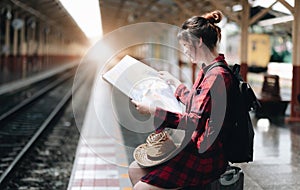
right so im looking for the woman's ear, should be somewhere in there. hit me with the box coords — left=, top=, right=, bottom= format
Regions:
left=198, top=37, right=203, bottom=47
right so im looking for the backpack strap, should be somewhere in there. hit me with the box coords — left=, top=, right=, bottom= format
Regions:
left=206, top=62, right=261, bottom=111
left=205, top=62, right=246, bottom=84
left=205, top=61, right=237, bottom=78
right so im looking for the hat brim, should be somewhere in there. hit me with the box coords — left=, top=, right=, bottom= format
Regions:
left=134, top=129, right=186, bottom=167
left=133, top=142, right=180, bottom=167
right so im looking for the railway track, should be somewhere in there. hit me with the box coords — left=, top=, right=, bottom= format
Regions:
left=0, top=63, right=90, bottom=187
left=0, top=67, right=76, bottom=121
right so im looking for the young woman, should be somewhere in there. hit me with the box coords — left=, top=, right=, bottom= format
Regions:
left=129, top=10, right=236, bottom=189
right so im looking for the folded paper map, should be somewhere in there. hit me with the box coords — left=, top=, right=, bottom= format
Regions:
left=102, top=55, right=184, bottom=113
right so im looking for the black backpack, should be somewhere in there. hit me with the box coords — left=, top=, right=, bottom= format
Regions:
left=207, top=62, right=260, bottom=163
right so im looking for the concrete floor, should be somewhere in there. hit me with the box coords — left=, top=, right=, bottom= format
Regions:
left=222, top=70, right=299, bottom=189
left=234, top=115, right=300, bottom=190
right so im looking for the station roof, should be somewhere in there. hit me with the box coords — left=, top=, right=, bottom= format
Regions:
left=1, top=0, right=293, bottom=43
left=99, top=0, right=293, bottom=35
left=0, top=0, right=88, bottom=44
left=99, top=0, right=240, bottom=34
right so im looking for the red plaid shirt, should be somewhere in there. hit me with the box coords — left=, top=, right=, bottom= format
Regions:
left=141, top=54, right=235, bottom=188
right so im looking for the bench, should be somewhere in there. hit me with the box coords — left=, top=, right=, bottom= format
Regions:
left=254, top=74, right=290, bottom=122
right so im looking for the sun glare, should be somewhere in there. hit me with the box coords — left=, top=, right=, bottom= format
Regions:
left=59, top=0, right=103, bottom=43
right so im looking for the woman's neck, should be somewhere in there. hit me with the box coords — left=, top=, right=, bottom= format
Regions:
left=199, top=46, right=219, bottom=65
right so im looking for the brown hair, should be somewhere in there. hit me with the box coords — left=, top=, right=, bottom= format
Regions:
left=178, top=10, right=223, bottom=51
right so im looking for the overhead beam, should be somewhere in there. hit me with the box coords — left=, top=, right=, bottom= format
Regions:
left=277, top=0, right=294, bottom=15
left=9, top=0, right=56, bottom=25
left=136, top=0, right=159, bottom=22
left=209, top=0, right=240, bottom=24
left=53, top=0, right=82, bottom=28
left=9, top=0, right=83, bottom=41
left=173, top=0, right=194, bottom=17
left=258, top=15, right=293, bottom=26
left=249, top=0, right=277, bottom=25
left=9, top=0, right=86, bottom=42
left=115, top=0, right=126, bottom=19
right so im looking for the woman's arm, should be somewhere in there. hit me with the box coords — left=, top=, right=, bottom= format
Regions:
left=158, top=71, right=190, bottom=105
left=132, top=71, right=225, bottom=135
left=154, top=72, right=225, bottom=134
left=153, top=108, right=208, bottom=135
left=174, top=84, right=190, bottom=104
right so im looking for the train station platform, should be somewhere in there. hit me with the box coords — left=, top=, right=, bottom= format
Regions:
left=0, top=61, right=79, bottom=96
left=67, top=78, right=133, bottom=190
left=67, top=71, right=300, bottom=190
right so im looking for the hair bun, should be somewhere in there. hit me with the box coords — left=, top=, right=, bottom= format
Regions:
left=203, top=10, right=223, bottom=24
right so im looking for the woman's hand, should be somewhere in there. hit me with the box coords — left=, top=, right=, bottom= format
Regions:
left=158, top=71, right=181, bottom=89
left=131, top=99, right=156, bottom=115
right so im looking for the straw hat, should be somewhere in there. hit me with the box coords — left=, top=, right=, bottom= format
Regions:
left=133, top=130, right=183, bottom=167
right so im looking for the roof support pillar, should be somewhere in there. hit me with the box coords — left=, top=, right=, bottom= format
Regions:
left=20, top=17, right=26, bottom=78
left=288, top=0, right=300, bottom=122
left=20, top=17, right=26, bottom=55
left=240, top=0, right=250, bottom=81
left=12, top=14, right=19, bottom=56
left=5, top=17, right=11, bottom=57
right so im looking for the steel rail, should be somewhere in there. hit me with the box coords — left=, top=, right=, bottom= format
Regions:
left=0, top=72, right=73, bottom=122
left=0, top=87, right=75, bottom=186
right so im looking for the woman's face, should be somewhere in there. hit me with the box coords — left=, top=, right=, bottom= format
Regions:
left=179, top=39, right=199, bottom=63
